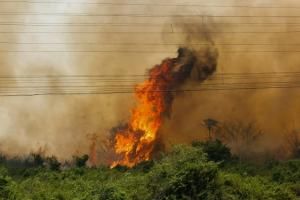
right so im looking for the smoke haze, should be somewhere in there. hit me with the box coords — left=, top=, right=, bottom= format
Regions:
left=0, top=0, right=299, bottom=161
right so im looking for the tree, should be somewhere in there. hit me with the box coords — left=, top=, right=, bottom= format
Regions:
left=215, top=121, right=262, bottom=160
left=203, top=118, right=219, bottom=140
left=285, top=130, right=300, bottom=159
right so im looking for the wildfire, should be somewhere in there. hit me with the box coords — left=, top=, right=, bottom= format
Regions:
left=111, top=59, right=175, bottom=167
left=111, top=48, right=218, bottom=167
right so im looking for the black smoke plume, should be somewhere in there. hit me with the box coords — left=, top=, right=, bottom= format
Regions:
left=110, top=46, right=219, bottom=167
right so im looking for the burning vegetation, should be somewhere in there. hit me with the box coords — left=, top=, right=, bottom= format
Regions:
left=110, top=47, right=218, bottom=167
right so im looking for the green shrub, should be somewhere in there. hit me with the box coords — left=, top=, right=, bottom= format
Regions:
left=289, top=183, right=300, bottom=197
left=220, top=173, right=296, bottom=200
left=0, top=176, right=18, bottom=200
left=98, top=185, right=128, bottom=200
left=74, top=155, right=89, bottom=168
left=45, top=156, right=61, bottom=171
left=148, top=145, right=220, bottom=200
left=271, top=160, right=300, bottom=183
left=192, top=140, right=232, bottom=163
left=0, top=144, right=297, bottom=200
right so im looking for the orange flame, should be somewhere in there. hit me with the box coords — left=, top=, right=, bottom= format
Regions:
left=110, top=47, right=218, bottom=167
left=111, top=59, right=176, bottom=167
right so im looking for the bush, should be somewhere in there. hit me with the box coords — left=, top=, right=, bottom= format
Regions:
left=132, top=160, right=154, bottom=172
left=0, top=144, right=297, bottom=199
left=289, top=183, right=300, bottom=197
left=192, top=140, right=232, bottom=163
left=32, top=154, right=44, bottom=167
left=271, top=160, right=300, bottom=183
left=98, top=185, right=128, bottom=200
left=45, top=156, right=61, bottom=171
left=148, top=145, right=220, bottom=200
left=74, top=155, right=89, bottom=168
left=0, top=176, right=18, bottom=200
left=220, top=173, right=296, bottom=200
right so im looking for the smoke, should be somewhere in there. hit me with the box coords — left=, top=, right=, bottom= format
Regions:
left=154, top=46, right=219, bottom=115
left=0, top=0, right=299, bottom=163
left=161, top=6, right=300, bottom=157
left=110, top=45, right=218, bottom=167
left=0, top=2, right=163, bottom=161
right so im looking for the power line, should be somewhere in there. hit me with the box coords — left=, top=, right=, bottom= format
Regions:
left=0, top=71, right=300, bottom=78
left=1, top=22, right=300, bottom=26
left=1, top=50, right=300, bottom=53
left=2, top=13, right=300, bottom=17
left=0, top=13, right=205, bottom=16
left=0, top=72, right=300, bottom=95
left=1, top=30, right=300, bottom=34
left=0, top=74, right=298, bottom=89
left=0, top=50, right=175, bottom=53
left=1, top=80, right=300, bottom=88
left=0, top=84, right=300, bottom=96
left=0, top=73, right=295, bottom=80
left=0, top=22, right=170, bottom=26
left=2, top=42, right=300, bottom=45
left=0, top=0, right=299, bottom=9
left=0, top=77, right=299, bottom=85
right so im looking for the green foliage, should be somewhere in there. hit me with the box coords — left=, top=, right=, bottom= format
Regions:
left=148, top=145, right=220, bottom=200
left=0, top=143, right=298, bottom=199
left=192, top=140, right=232, bottom=163
left=113, top=165, right=129, bottom=172
left=220, top=173, right=295, bottom=200
left=270, top=160, right=300, bottom=183
left=0, top=176, right=18, bottom=200
left=98, top=185, right=128, bottom=200
left=132, top=160, right=154, bottom=172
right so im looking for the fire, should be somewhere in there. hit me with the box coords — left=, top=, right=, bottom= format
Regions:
left=111, top=48, right=218, bottom=167
left=111, top=59, right=176, bottom=167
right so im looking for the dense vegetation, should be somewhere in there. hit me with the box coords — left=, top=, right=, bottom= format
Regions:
left=0, top=140, right=299, bottom=200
